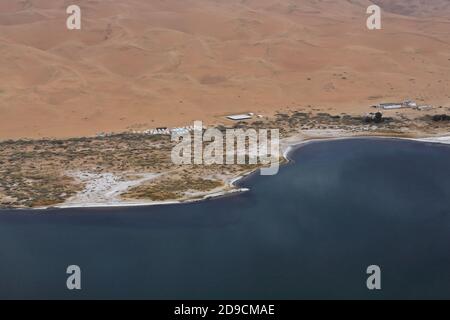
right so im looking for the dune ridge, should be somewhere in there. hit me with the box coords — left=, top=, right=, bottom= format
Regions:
left=0, top=0, right=449, bottom=139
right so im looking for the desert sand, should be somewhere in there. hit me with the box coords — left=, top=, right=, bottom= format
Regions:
left=0, top=0, right=449, bottom=139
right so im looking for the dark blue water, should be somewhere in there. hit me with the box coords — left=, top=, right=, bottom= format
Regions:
left=1, top=139, right=450, bottom=300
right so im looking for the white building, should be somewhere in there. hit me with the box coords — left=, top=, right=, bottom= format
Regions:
left=226, top=114, right=253, bottom=121
left=379, top=103, right=403, bottom=110
left=403, top=100, right=417, bottom=108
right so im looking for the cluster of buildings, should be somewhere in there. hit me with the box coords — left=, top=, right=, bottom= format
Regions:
left=375, top=100, right=432, bottom=111
left=95, top=112, right=264, bottom=138
left=132, top=125, right=195, bottom=136
left=96, top=125, right=196, bottom=138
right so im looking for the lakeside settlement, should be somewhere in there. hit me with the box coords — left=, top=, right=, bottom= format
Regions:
left=0, top=105, right=449, bottom=209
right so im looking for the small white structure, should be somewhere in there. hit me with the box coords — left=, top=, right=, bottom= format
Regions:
left=171, top=127, right=191, bottom=136
left=417, top=105, right=432, bottom=111
left=403, top=100, right=417, bottom=108
left=226, top=114, right=253, bottom=121
left=379, top=103, right=403, bottom=110
left=377, top=100, right=418, bottom=110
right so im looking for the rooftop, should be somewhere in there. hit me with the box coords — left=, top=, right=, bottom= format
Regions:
left=226, top=114, right=253, bottom=121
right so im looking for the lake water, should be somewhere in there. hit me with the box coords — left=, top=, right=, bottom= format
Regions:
left=1, top=138, right=450, bottom=299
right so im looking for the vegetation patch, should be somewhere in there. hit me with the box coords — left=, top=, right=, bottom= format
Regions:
left=123, top=177, right=224, bottom=201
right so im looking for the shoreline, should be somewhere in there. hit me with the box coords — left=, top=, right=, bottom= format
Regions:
left=3, top=133, right=447, bottom=212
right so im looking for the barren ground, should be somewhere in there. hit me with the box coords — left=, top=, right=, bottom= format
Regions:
left=0, top=0, right=449, bottom=139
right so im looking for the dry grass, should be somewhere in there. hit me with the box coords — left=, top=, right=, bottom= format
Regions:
left=123, top=177, right=224, bottom=201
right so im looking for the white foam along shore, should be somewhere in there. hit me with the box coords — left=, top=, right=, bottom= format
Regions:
left=409, top=136, right=450, bottom=145
left=53, top=184, right=248, bottom=210
left=51, top=171, right=249, bottom=210
left=35, top=133, right=450, bottom=210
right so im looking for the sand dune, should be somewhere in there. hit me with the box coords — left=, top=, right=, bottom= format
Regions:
left=0, top=0, right=449, bottom=139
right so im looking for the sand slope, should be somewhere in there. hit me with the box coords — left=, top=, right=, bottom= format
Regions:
left=0, top=0, right=449, bottom=139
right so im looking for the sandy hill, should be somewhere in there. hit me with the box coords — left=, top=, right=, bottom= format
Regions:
left=0, top=0, right=449, bottom=139
left=371, top=0, right=450, bottom=17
